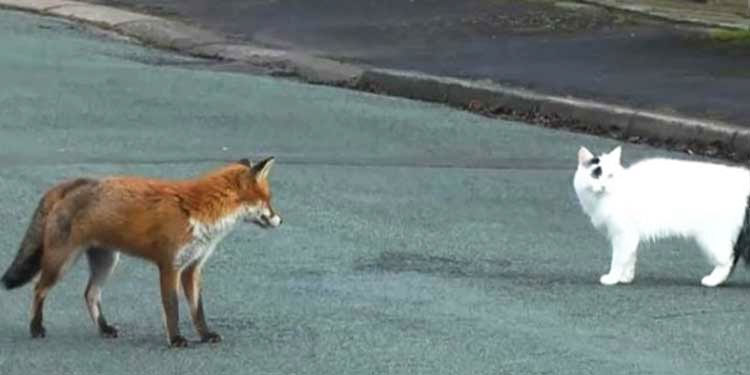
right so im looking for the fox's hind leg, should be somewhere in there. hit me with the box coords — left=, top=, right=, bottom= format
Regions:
left=30, top=270, right=55, bottom=338
left=30, top=244, right=83, bottom=338
left=84, top=248, right=120, bottom=338
left=29, top=178, right=97, bottom=338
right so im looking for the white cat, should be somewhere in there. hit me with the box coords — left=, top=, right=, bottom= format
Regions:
left=573, top=145, right=750, bottom=287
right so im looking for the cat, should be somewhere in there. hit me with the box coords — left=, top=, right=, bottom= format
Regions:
left=573, top=145, right=750, bottom=287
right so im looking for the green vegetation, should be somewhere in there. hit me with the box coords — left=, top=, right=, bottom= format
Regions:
left=710, top=28, right=750, bottom=43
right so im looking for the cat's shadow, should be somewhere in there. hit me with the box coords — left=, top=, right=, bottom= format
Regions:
left=614, top=276, right=750, bottom=289
left=499, top=269, right=750, bottom=289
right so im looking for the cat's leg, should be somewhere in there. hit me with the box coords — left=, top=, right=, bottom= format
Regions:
left=697, top=236, right=734, bottom=287
left=601, top=233, right=639, bottom=286
left=620, top=253, right=638, bottom=284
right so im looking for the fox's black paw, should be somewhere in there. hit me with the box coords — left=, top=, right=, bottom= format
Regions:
left=100, top=324, right=119, bottom=338
left=170, top=335, right=189, bottom=348
left=201, top=332, right=222, bottom=343
left=30, top=324, right=46, bottom=339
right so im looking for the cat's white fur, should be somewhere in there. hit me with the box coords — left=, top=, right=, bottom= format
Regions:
left=573, top=145, right=750, bottom=287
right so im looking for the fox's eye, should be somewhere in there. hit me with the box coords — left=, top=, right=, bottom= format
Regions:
left=607, top=174, right=614, bottom=179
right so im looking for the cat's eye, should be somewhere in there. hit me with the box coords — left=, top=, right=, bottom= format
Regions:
left=591, top=166, right=602, bottom=178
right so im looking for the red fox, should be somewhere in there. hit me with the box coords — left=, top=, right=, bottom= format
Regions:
left=1, top=157, right=282, bottom=347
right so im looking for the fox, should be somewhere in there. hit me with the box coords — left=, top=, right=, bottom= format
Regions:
left=1, top=157, right=282, bottom=347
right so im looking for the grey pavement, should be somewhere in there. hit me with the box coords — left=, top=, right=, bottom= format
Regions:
left=83, top=0, right=750, bottom=127
left=2, top=9, right=750, bottom=375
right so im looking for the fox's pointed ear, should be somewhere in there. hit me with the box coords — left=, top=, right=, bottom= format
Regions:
left=251, top=157, right=275, bottom=182
left=238, top=158, right=252, bottom=167
left=609, top=146, right=622, bottom=163
left=578, top=146, right=594, bottom=165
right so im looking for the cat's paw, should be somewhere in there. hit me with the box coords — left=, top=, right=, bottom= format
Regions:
left=619, top=274, right=635, bottom=284
left=599, top=274, right=620, bottom=286
left=619, top=269, right=635, bottom=284
left=701, top=275, right=725, bottom=288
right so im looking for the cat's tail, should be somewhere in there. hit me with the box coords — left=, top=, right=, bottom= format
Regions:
left=733, top=197, right=750, bottom=267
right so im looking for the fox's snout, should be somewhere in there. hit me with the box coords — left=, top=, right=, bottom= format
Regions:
left=247, top=205, right=282, bottom=228
left=253, top=213, right=282, bottom=228
left=262, top=212, right=282, bottom=228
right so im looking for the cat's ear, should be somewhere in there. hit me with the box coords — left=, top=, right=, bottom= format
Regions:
left=608, top=146, right=622, bottom=163
left=578, top=146, right=594, bottom=165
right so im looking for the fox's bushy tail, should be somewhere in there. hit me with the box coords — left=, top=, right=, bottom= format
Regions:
left=1, top=199, right=46, bottom=289
left=2, top=178, right=97, bottom=289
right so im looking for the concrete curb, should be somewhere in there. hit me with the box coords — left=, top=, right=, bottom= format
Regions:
left=356, top=69, right=750, bottom=157
left=2, top=0, right=750, bottom=159
left=579, top=0, right=750, bottom=30
left=0, top=0, right=364, bottom=85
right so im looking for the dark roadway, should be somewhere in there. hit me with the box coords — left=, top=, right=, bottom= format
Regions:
left=87, top=0, right=750, bottom=126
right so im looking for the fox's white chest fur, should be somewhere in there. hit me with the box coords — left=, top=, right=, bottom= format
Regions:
left=574, top=146, right=750, bottom=287
left=174, top=211, right=245, bottom=269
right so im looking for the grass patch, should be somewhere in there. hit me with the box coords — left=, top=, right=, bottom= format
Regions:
left=710, top=28, right=750, bottom=44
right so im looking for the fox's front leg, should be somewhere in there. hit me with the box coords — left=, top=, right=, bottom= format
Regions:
left=601, top=234, right=639, bottom=286
left=159, top=268, right=188, bottom=347
left=181, top=263, right=221, bottom=343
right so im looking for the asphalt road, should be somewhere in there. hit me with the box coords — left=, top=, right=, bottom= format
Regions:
left=1, top=9, right=750, bottom=375
left=86, top=0, right=750, bottom=126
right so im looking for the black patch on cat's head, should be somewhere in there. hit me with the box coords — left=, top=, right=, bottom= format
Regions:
left=591, top=166, right=602, bottom=179
left=586, top=157, right=600, bottom=166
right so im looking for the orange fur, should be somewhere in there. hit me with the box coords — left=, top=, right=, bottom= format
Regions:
left=2, top=158, right=281, bottom=347
left=70, top=163, right=268, bottom=266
